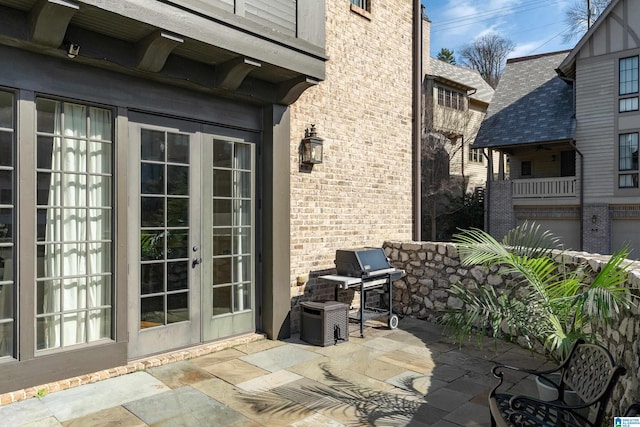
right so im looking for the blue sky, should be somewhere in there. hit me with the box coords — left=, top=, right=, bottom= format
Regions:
left=423, top=0, right=578, bottom=61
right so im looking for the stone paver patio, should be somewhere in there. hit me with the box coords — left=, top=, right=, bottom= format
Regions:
left=0, top=317, right=550, bottom=426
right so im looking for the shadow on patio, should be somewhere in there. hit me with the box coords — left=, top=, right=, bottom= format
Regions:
left=230, top=317, right=550, bottom=427
left=0, top=317, right=551, bottom=427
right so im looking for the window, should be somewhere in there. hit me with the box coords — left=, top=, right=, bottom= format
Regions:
left=437, top=87, right=466, bottom=111
left=350, top=0, right=369, bottom=11
left=0, top=90, right=15, bottom=358
left=619, top=56, right=639, bottom=112
left=35, top=98, right=113, bottom=350
left=468, top=148, right=483, bottom=163
left=521, top=160, right=532, bottom=177
left=619, top=132, right=639, bottom=188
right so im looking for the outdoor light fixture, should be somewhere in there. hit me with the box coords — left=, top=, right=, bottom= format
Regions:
left=65, top=41, right=80, bottom=58
left=301, top=124, right=323, bottom=164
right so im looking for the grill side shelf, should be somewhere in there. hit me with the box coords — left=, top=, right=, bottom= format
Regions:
left=319, top=274, right=398, bottom=338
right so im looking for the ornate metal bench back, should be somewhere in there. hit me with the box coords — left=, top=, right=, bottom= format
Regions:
left=563, top=343, right=616, bottom=404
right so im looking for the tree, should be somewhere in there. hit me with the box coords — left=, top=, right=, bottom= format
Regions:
left=421, top=83, right=474, bottom=241
left=459, top=32, right=515, bottom=89
left=436, top=48, right=456, bottom=65
left=421, top=132, right=464, bottom=241
left=562, top=0, right=612, bottom=43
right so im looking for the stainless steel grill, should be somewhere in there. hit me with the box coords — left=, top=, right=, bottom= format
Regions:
left=320, top=248, right=405, bottom=337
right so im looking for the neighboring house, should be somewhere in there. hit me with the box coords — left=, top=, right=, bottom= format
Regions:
left=474, top=0, right=640, bottom=255
left=424, top=57, right=495, bottom=191
left=0, top=0, right=420, bottom=393
left=473, top=51, right=577, bottom=247
left=420, top=54, right=495, bottom=240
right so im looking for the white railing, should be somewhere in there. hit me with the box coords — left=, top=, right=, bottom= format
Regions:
left=512, top=177, right=577, bottom=198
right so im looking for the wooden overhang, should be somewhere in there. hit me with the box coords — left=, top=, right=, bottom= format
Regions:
left=0, top=0, right=327, bottom=105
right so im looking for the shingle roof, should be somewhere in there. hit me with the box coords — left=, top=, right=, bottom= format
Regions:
left=473, top=51, right=575, bottom=149
left=428, top=58, right=494, bottom=104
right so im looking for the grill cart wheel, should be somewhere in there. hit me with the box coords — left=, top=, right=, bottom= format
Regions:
left=388, top=314, right=399, bottom=329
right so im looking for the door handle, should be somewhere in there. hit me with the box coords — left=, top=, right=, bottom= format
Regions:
left=192, top=257, right=203, bottom=268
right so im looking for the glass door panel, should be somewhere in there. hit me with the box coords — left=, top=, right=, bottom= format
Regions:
left=128, top=116, right=256, bottom=356
left=139, top=129, right=190, bottom=328
left=202, top=137, right=255, bottom=340
left=127, top=117, right=201, bottom=359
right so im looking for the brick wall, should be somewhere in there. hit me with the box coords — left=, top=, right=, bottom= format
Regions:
left=583, top=203, right=610, bottom=254
left=289, top=0, right=415, bottom=331
left=488, top=180, right=515, bottom=240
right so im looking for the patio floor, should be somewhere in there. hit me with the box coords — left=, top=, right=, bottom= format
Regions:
left=0, top=317, right=551, bottom=426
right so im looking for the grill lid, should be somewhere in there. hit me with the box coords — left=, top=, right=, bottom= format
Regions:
left=335, top=248, right=392, bottom=277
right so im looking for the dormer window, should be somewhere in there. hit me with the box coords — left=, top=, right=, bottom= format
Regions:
left=437, top=87, right=466, bottom=111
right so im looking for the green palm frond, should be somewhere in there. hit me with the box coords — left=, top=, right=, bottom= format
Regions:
left=444, top=223, right=637, bottom=362
left=502, top=221, right=563, bottom=258
left=442, top=281, right=530, bottom=345
left=453, top=227, right=510, bottom=266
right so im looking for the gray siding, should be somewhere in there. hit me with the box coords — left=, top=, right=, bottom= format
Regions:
left=246, top=0, right=296, bottom=37
left=177, top=0, right=235, bottom=13
left=171, top=0, right=299, bottom=40
left=575, top=58, right=615, bottom=200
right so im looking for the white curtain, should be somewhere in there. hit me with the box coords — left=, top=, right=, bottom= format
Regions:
left=43, top=102, right=111, bottom=349
left=87, top=107, right=111, bottom=341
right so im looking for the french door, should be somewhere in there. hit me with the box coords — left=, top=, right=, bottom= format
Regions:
left=127, top=115, right=256, bottom=358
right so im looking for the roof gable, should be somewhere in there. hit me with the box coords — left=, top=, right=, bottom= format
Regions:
left=474, top=51, right=574, bottom=149
left=428, top=58, right=494, bottom=104
left=558, top=0, right=640, bottom=77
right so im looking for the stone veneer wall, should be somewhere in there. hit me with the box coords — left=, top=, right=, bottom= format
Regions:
left=288, top=0, right=414, bottom=293
left=383, top=240, right=640, bottom=416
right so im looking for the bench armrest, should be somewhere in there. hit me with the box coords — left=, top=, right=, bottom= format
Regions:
left=491, top=363, right=563, bottom=380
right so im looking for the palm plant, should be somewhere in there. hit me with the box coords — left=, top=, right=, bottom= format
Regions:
left=441, top=222, right=635, bottom=363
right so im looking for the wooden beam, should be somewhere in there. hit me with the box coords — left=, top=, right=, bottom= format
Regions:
left=215, top=57, right=261, bottom=91
left=136, top=30, right=184, bottom=73
left=277, top=76, right=318, bottom=105
left=29, top=0, right=79, bottom=48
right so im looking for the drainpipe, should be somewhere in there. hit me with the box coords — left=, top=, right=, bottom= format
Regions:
left=570, top=139, right=584, bottom=251
left=412, top=0, right=422, bottom=241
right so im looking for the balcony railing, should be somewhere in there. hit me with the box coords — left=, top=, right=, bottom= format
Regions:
left=512, top=177, right=577, bottom=198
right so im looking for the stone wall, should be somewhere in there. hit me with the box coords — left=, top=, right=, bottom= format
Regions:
left=383, top=240, right=640, bottom=416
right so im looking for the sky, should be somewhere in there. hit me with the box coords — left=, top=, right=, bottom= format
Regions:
left=423, top=0, right=579, bottom=61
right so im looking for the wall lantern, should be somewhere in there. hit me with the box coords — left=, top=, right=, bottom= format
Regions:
left=64, top=41, right=80, bottom=58
left=301, top=124, right=323, bottom=165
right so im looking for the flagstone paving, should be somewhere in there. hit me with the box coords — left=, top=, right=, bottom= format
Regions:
left=0, top=317, right=551, bottom=426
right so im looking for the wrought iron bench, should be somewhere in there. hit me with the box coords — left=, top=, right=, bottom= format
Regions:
left=488, top=339, right=627, bottom=427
